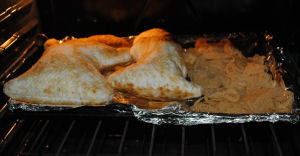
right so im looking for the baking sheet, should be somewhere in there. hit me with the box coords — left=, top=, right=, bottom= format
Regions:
left=6, top=32, right=300, bottom=125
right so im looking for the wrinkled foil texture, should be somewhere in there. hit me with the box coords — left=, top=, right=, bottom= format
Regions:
left=132, top=105, right=300, bottom=125
left=7, top=32, right=300, bottom=125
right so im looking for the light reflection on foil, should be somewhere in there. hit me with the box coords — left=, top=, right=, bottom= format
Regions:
left=7, top=98, right=300, bottom=125
left=8, top=99, right=76, bottom=111
left=132, top=105, right=300, bottom=125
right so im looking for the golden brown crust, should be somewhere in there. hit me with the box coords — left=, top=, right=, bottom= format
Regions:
left=86, top=35, right=130, bottom=48
left=44, top=34, right=130, bottom=49
left=108, top=28, right=201, bottom=101
left=4, top=35, right=133, bottom=106
left=133, top=28, right=172, bottom=45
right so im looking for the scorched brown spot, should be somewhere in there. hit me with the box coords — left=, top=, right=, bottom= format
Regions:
left=43, top=88, right=52, bottom=94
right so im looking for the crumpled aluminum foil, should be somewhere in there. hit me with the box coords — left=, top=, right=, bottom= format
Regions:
left=7, top=99, right=300, bottom=125
left=131, top=105, right=300, bottom=125
left=6, top=32, right=300, bottom=125
left=8, top=99, right=76, bottom=111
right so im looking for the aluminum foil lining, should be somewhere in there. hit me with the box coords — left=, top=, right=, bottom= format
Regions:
left=6, top=32, right=300, bottom=125
left=7, top=99, right=300, bottom=125
left=131, top=105, right=300, bottom=125
left=8, top=99, right=77, bottom=111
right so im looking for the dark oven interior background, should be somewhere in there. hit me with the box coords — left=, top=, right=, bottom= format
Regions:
left=0, top=0, right=300, bottom=156
left=22, top=0, right=300, bottom=70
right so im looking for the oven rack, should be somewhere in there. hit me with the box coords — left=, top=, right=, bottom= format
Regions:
left=0, top=116, right=299, bottom=156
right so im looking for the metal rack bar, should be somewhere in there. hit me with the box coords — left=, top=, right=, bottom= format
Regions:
left=0, top=30, right=40, bottom=83
left=248, top=135, right=255, bottom=156
left=241, top=124, right=250, bottom=156
left=28, top=120, right=49, bottom=153
left=0, top=103, right=7, bottom=120
left=55, top=120, right=76, bottom=156
left=206, top=137, right=210, bottom=156
left=86, top=120, right=102, bottom=156
left=227, top=137, right=233, bottom=156
left=117, top=120, right=129, bottom=156
left=33, top=120, right=56, bottom=154
left=16, top=120, right=40, bottom=156
left=0, top=0, right=33, bottom=24
left=148, top=124, right=156, bottom=156
left=0, top=19, right=38, bottom=55
left=211, top=125, right=216, bottom=156
left=181, top=126, right=185, bottom=156
left=0, top=119, right=23, bottom=154
left=0, top=121, right=18, bottom=145
left=269, top=124, right=283, bottom=156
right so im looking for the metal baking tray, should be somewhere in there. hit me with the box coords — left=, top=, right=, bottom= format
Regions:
left=2, top=32, right=299, bottom=125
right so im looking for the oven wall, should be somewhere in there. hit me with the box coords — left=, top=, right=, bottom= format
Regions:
left=1, top=0, right=299, bottom=84
left=34, top=0, right=299, bottom=72
left=34, top=0, right=297, bottom=35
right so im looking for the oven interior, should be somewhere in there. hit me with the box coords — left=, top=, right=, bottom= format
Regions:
left=0, top=0, right=300, bottom=155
